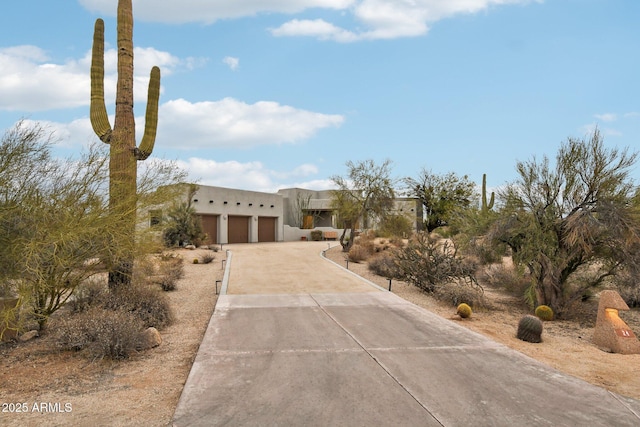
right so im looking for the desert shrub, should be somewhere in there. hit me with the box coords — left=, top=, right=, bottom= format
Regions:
left=377, top=213, right=413, bottom=238
left=55, top=307, right=143, bottom=360
left=368, top=251, right=403, bottom=279
left=614, top=270, right=640, bottom=308
left=100, top=285, right=174, bottom=329
left=68, top=278, right=107, bottom=313
left=435, top=283, right=486, bottom=308
left=154, top=255, right=184, bottom=291
left=200, top=252, right=216, bottom=264
left=463, top=237, right=503, bottom=265
left=394, top=232, right=480, bottom=294
left=348, top=244, right=370, bottom=263
left=481, top=263, right=530, bottom=296
left=310, top=230, right=323, bottom=241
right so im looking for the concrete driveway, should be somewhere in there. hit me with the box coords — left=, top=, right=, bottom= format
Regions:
left=173, top=242, right=640, bottom=426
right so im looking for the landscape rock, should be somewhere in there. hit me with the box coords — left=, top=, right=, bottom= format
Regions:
left=184, top=244, right=196, bottom=250
left=137, top=327, right=162, bottom=351
left=19, top=330, right=39, bottom=342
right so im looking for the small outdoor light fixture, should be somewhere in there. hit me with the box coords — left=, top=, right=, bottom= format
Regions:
left=223, top=201, right=228, bottom=205
left=260, top=204, right=264, bottom=207
left=270, top=205, right=274, bottom=208
left=249, top=203, right=253, bottom=207
left=193, top=199, right=198, bottom=203
left=236, top=202, right=241, bottom=206
left=209, top=200, right=214, bottom=204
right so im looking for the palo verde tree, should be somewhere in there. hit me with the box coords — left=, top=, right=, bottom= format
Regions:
left=91, top=0, right=161, bottom=288
left=0, top=123, right=110, bottom=329
left=331, top=159, right=396, bottom=252
left=0, top=122, right=185, bottom=329
left=404, top=170, right=476, bottom=233
left=488, top=129, right=640, bottom=316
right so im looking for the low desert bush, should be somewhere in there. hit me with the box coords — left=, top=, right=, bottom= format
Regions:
left=367, top=251, right=403, bottom=279
left=434, top=282, right=486, bottom=308
left=68, top=278, right=107, bottom=313
left=200, top=251, right=216, bottom=264
left=394, top=232, right=479, bottom=294
left=310, top=230, right=323, bottom=241
left=615, top=270, right=640, bottom=308
left=348, top=244, right=370, bottom=263
left=481, top=263, right=530, bottom=297
left=55, top=307, right=143, bottom=360
left=99, top=285, right=174, bottom=329
left=156, top=255, right=184, bottom=291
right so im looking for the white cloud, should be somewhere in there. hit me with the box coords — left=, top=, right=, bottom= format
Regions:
left=273, top=0, right=537, bottom=42
left=27, top=97, right=344, bottom=151
left=79, top=0, right=538, bottom=41
left=223, top=56, right=240, bottom=71
left=157, top=98, right=344, bottom=149
left=581, top=123, right=623, bottom=138
left=79, top=0, right=356, bottom=24
left=594, top=113, right=617, bottom=122
left=270, top=19, right=359, bottom=42
left=175, top=158, right=326, bottom=192
left=0, top=45, right=182, bottom=111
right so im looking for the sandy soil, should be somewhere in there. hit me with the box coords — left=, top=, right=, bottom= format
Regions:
left=1, top=244, right=640, bottom=426
left=0, top=248, right=223, bottom=427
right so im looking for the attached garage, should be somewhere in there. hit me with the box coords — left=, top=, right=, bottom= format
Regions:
left=198, top=214, right=219, bottom=244
left=228, top=216, right=250, bottom=244
left=258, top=217, right=277, bottom=242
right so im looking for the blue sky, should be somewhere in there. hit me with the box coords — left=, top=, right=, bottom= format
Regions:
left=1, top=0, right=639, bottom=193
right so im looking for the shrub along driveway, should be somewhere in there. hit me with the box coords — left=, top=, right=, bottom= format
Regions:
left=173, top=241, right=640, bottom=426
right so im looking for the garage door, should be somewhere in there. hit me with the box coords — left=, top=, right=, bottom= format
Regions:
left=198, top=214, right=218, bottom=244
left=258, top=217, right=277, bottom=242
left=228, top=216, right=250, bottom=244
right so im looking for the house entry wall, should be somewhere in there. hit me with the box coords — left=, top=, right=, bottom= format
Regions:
left=198, top=214, right=218, bottom=244
left=228, top=216, right=250, bottom=243
left=257, top=217, right=277, bottom=242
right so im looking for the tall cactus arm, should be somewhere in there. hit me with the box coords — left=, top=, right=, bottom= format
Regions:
left=90, top=18, right=113, bottom=144
left=136, top=66, right=161, bottom=161
left=482, top=173, right=495, bottom=211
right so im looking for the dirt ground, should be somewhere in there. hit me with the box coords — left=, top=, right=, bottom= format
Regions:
left=1, top=244, right=640, bottom=426
left=0, top=248, right=223, bottom=427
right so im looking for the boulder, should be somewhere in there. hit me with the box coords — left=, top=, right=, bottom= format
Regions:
left=19, top=330, right=39, bottom=342
left=137, top=327, right=162, bottom=351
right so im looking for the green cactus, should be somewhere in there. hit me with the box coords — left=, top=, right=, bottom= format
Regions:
left=534, top=305, right=554, bottom=321
left=516, top=315, right=543, bottom=343
left=481, top=173, right=494, bottom=212
left=456, top=303, right=472, bottom=319
left=91, top=0, right=161, bottom=288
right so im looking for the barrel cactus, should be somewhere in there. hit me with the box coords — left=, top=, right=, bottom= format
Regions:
left=517, top=315, right=543, bottom=343
left=456, top=303, right=472, bottom=319
left=534, top=305, right=554, bottom=321
left=91, top=0, right=161, bottom=288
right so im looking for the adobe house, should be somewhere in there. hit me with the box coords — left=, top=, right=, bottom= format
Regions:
left=152, top=184, right=422, bottom=245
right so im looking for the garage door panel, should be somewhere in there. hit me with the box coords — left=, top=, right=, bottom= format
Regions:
left=199, top=215, right=218, bottom=244
left=258, top=217, right=276, bottom=242
left=228, top=216, right=250, bottom=243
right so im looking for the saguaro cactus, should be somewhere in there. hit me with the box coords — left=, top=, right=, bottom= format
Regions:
left=481, top=173, right=494, bottom=213
left=90, top=0, right=161, bottom=288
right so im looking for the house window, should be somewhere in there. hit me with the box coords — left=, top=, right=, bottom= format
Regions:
left=149, top=210, right=162, bottom=227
